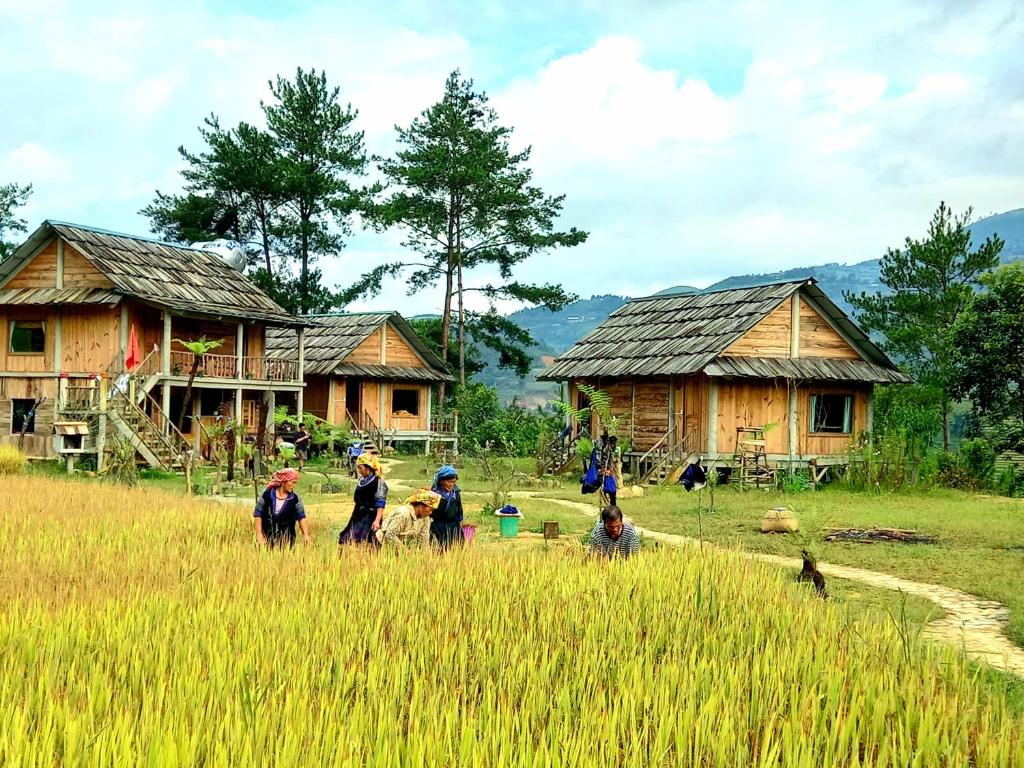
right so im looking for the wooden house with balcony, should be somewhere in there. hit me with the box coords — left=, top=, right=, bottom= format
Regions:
left=538, top=279, right=910, bottom=483
left=266, top=312, right=456, bottom=454
left=0, top=221, right=305, bottom=469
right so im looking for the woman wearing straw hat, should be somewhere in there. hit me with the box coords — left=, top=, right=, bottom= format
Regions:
left=430, top=464, right=465, bottom=550
left=338, top=453, right=388, bottom=546
left=253, top=468, right=309, bottom=549
left=375, top=488, right=440, bottom=549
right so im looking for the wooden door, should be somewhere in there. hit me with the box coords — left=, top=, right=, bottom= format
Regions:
left=346, top=378, right=362, bottom=427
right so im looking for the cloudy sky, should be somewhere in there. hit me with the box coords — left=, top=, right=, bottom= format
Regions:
left=2, top=0, right=1022, bottom=314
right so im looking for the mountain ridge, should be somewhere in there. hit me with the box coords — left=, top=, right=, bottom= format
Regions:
left=480, top=207, right=1024, bottom=405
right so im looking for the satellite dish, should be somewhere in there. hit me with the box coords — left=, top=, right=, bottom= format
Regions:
left=189, top=239, right=247, bottom=272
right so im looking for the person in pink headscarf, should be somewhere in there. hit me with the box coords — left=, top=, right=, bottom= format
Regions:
left=254, top=468, right=309, bottom=548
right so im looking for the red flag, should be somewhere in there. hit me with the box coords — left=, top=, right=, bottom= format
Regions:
left=125, top=324, right=141, bottom=371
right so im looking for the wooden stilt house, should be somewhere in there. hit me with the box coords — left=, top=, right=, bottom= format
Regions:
left=0, top=221, right=306, bottom=470
left=538, top=279, right=910, bottom=483
left=266, top=312, right=456, bottom=454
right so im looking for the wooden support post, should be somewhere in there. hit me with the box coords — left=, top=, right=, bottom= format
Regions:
left=235, top=387, right=243, bottom=429
left=119, top=305, right=129, bottom=362
left=235, top=323, right=244, bottom=379
left=53, top=310, right=62, bottom=374
left=96, top=413, right=107, bottom=474
left=162, top=312, right=172, bottom=374
left=296, top=327, right=305, bottom=418
left=790, top=294, right=800, bottom=358
left=788, top=381, right=798, bottom=466
left=707, top=380, right=719, bottom=457
left=57, top=373, right=68, bottom=411
left=56, top=240, right=65, bottom=289
left=380, top=322, right=387, bottom=364
left=866, top=388, right=874, bottom=434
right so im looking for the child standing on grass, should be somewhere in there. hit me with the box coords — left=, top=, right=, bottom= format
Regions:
left=253, top=468, right=310, bottom=549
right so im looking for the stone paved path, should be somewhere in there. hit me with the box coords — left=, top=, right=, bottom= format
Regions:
left=524, top=495, right=1024, bottom=678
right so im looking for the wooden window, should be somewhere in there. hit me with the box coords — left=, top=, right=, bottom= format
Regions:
left=392, top=388, right=420, bottom=416
left=12, top=399, right=36, bottom=434
left=9, top=320, right=45, bottom=354
left=810, top=394, right=852, bottom=434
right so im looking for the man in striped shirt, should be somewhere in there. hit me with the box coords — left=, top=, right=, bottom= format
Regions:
left=588, top=505, right=640, bottom=558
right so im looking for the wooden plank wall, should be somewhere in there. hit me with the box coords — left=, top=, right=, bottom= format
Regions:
left=632, top=378, right=670, bottom=451
left=0, top=309, right=56, bottom=372
left=798, top=382, right=869, bottom=455
left=679, top=374, right=710, bottom=452
left=172, top=319, right=238, bottom=356
left=302, top=376, right=330, bottom=421
left=715, top=379, right=791, bottom=455
left=62, top=307, right=119, bottom=372
left=247, top=325, right=266, bottom=358
left=349, top=329, right=383, bottom=364
left=124, top=303, right=162, bottom=362
left=331, top=379, right=348, bottom=424
left=0, top=377, right=58, bottom=457
left=798, top=299, right=860, bottom=359
left=385, top=327, right=425, bottom=367
left=722, top=298, right=792, bottom=357
left=382, top=382, right=429, bottom=431
left=62, top=245, right=113, bottom=288
left=361, top=381, right=380, bottom=424
left=5, top=241, right=57, bottom=288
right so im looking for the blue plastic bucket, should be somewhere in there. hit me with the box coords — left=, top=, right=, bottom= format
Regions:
left=498, top=515, right=520, bottom=538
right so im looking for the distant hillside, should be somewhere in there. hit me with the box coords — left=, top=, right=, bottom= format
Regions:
left=475, top=207, right=1024, bottom=402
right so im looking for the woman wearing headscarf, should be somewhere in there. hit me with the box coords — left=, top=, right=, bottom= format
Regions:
left=430, top=464, right=464, bottom=550
left=253, top=468, right=309, bottom=548
left=375, top=488, right=440, bottom=549
left=338, top=453, right=388, bottom=546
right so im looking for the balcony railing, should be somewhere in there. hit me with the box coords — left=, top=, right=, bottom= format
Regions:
left=430, top=412, right=458, bottom=435
left=169, top=351, right=298, bottom=382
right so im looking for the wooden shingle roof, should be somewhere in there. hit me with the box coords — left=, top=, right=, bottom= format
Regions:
left=0, top=221, right=301, bottom=326
left=539, top=279, right=910, bottom=384
left=266, top=312, right=453, bottom=382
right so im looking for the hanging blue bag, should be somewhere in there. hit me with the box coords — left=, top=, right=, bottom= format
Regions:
left=581, top=448, right=600, bottom=494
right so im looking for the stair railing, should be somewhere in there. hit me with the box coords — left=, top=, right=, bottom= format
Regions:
left=638, top=426, right=699, bottom=486
left=109, top=389, right=177, bottom=470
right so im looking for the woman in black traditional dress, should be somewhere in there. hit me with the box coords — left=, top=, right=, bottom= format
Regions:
left=430, top=464, right=464, bottom=550
left=338, top=453, right=387, bottom=547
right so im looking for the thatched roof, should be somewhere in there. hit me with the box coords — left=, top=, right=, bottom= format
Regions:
left=539, top=279, right=910, bottom=384
left=266, top=312, right=453, bottom=381
left=0, top=221, right=302, bottom=326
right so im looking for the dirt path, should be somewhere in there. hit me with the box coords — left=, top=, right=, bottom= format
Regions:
left=500, top=493, right=1024, bottom=677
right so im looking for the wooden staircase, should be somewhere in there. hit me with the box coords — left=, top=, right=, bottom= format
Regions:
left=537, top=430, right=582, bottom=476
left=59, top=347, right=193, bottom=471
left=347, top=409, right=389, bottom=456
left=636, top=426, right=700, bottom=486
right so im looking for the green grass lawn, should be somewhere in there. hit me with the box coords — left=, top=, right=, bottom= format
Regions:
left=590, top=483, right=1024, bottom=646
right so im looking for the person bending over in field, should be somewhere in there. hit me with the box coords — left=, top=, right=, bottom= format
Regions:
left=588, top=505, right=639, bottom=559
left=375, top=488, right=440, bottom=549
left=430, top=464, right=465, bottom=550
left=338, top=453, right=387, bottom=547
left=253, top=468, right=310, bottom=549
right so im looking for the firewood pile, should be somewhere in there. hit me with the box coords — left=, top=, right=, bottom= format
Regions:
left=823, top=527, right=936, bottom=544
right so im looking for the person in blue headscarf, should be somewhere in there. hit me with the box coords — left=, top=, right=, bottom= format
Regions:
left=430, top=464, right=464, bottom=550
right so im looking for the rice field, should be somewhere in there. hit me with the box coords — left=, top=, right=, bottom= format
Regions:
left=2, top=476, right=1022, bottom=767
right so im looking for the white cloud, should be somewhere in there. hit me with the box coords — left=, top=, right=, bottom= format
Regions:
left=3, top=143, right=68, bottom=181
left=1, top=0, right=1021, bottom=313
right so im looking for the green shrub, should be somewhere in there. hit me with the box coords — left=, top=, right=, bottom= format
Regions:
left=936, top=453, right=973, bottom=490
left=995, top=466, right=1024, bottom=498
left=0, top=446, right=27, bottom=475
left=959, top=438, right=996, bottom=486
